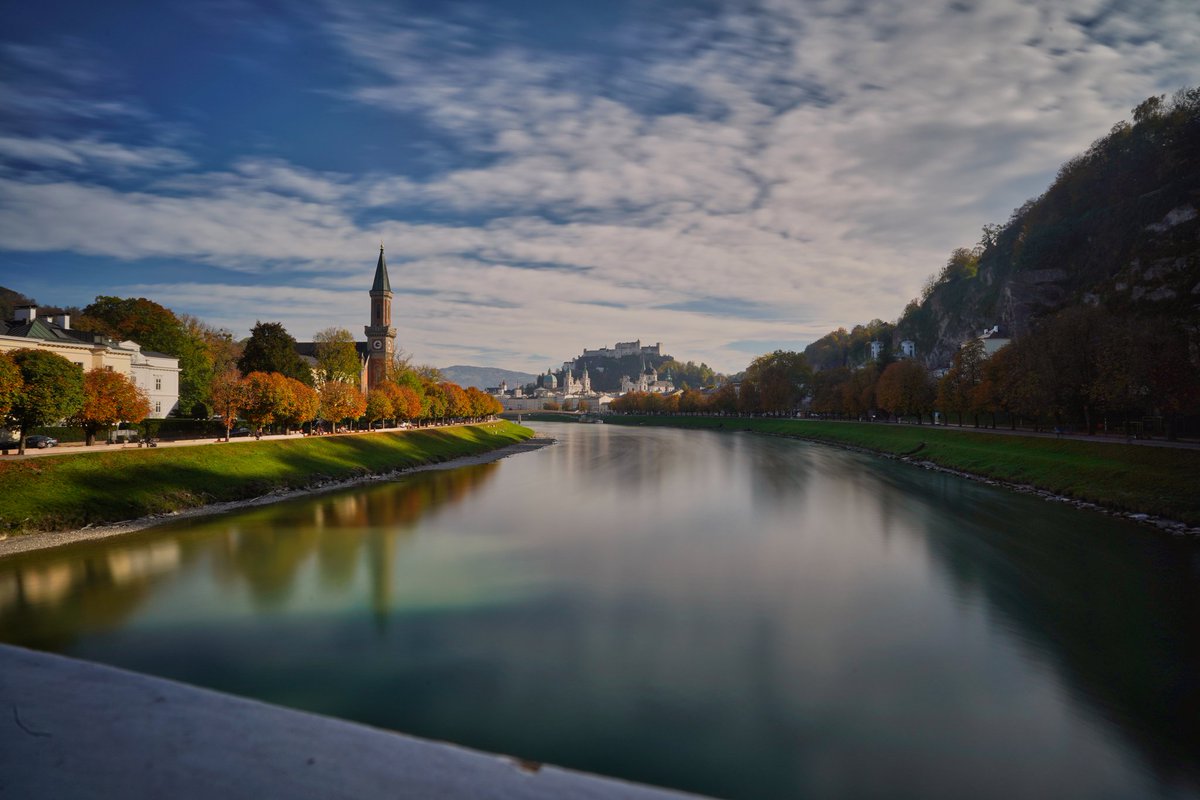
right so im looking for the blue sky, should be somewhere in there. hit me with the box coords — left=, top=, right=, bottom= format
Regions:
left=1, top=0, right=1196, bottom=373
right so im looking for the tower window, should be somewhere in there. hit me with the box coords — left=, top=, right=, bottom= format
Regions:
left=374, top=301, right=381, bottom=324
left=155, top=377, right=162, bottom=390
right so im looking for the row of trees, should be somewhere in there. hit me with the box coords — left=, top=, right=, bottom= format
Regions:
left=810, top=307, right=1200, bottom=435
left=1, top=349, right=152, bottom=453
left=208, top=362, right=502, bottom=440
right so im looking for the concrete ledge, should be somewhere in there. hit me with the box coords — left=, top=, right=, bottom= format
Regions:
left=0, top=644, right=707, bottom=800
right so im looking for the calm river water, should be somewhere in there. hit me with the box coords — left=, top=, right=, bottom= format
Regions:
left=2, top=422, right=1198, bottom=799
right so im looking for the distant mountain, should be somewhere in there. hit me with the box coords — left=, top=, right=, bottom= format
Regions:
left=441, top=365, right=539, bottom=390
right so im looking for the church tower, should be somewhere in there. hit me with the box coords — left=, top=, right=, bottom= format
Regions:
left=365, top=244, right=397, bottom=390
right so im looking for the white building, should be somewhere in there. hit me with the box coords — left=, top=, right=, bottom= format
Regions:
left=1, top=306, right=181, bottom=418
left=123, top=341, right=182, bottom=418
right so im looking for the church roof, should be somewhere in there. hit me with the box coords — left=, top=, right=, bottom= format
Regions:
left=372, top=244, right=391, bottom=293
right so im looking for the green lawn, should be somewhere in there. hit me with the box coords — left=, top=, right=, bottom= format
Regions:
left=605, top=416, right=1200, bottom=526
left=0, top=422, right=534, bottom=533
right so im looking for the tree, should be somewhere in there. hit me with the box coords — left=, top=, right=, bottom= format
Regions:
left=5, top=349, right=85, bottom=454
left=241, top=371, right=293, bottom=433
left=441, top=382, right=470, bottom=419
left=238, top=322, right=313, bottom=386
left=79, top=295, right=216, bottom=415
left=810, top=366, right=851, bottom=416
left=319, top=381, right=366, bottom=428
left=386, top=383, right=422, bottom=423
left=744, top=350, right=811, bottom=415
left=73, top=368, right=151, bottom=446
left=0, top=352, right=22, bottom=419
left=210, top=368, right=247, bottom=441
left=937, top=339, right=985, bottom=426
left=313, top=327, right=362, bottom=385
left=279, top=377, right=319, bottom=432
left=365, top=388, right=394, bottom=427
left=876, top=361, right=934, bottom=423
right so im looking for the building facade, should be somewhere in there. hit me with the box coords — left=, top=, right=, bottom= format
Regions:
left=1, top=307, right=181, bottom=418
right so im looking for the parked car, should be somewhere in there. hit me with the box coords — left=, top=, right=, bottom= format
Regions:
left=26, top=435, right=59, bottom=449
left=229, top=427, right=252, bottom=437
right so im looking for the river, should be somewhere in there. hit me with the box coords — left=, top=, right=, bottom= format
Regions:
left=2, top=422, right=1197, bottom=799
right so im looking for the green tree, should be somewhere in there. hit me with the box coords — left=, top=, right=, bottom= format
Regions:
left=238, top=322, right=314, bottom=386
left=313, top=327, right=362, bottom=384
left=5, top=349, right=85, bottom=454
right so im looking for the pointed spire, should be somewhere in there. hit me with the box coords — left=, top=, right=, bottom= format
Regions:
left=372, top=243, right=391, bottom=293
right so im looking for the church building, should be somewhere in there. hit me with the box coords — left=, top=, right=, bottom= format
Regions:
left=364, top=244, right=397, bottom=390
left=295, top=244, right=398, bottom=392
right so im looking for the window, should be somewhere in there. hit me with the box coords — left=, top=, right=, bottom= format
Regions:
left=155, top=401, right=161, bottom=413
left=106, top=366, right=114, bottom=371
left=155, top=377, right=162, bottom=390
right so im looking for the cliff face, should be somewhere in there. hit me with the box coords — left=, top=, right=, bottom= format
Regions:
left=892, top=89, right=1200, bottom=369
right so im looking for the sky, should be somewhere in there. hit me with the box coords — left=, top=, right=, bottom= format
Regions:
left=0, top=0, right=1196, bottom=374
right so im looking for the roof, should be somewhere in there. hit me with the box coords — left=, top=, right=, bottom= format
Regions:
left=295, top=341, right=370, bottom=357
left=3, top=318, right=108, bottom=346
left=372, top=245, right=391, bottom=293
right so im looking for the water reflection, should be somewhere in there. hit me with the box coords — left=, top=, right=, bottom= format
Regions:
left=0, top=463, right=499, bottom=648
left=1, top=424, right=1197, bottom=800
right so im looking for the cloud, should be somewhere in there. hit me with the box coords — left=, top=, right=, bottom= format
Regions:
left=1, top=0, right=1198, bottom=372
left=0, top=135, right=193, bottom=173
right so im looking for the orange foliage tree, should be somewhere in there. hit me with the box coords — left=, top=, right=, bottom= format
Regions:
left=280, top=377, right=319, bottom=432
left=319, top=380, right=367, bottom=429
left=210, top=367, right=247, bottom=440
left=0, top=352, right=23, bottom=419
left=242, top=371, right=292, bottom=432
left=73, top=368, right=152, bottom=446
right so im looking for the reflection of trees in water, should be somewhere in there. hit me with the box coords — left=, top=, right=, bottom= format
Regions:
left=867, top=460, right=1200, bottom=793
left=0, top=463, right=500, bottom=649
left=0, top=540, right=183, bottom=651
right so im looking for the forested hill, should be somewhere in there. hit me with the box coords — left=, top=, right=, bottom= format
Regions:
left=807, top=88, right=1200, bottom=370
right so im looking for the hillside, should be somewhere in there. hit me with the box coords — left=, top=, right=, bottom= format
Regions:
left=439, top=365, right=538, bottom=390
left=807, top=88, right=1200, bottom=370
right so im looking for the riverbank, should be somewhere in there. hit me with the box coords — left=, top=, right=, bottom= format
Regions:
left=0, top=422, right=541, bottom=549
left=603, top=416, right=1200, bottom=529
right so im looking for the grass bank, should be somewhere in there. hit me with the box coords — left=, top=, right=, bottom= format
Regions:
left=605, top=416, right=1200, bottom=526
left=0, top=422, right=534, bottom=534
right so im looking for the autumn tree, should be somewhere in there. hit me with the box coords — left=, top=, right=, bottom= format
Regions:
left=241, top=371, right=292, bottom=433
left=313, top=327, right=361, bottom=384
left=319, top=381, right=366, bottom=428
left=210, top=368, right=247, bottom=441
left=365, top=388, right=394, bottom=427
left=936, top=339, right=986, bottom=426
left=810, top=366, right=851, bottom=416
left=279, top=377, right=319, bottom=432
left=5, top=349, right=85, bottom=454
left=0, top=352, right=22, bottom=420
left=72, top=368, right=151, bottom=446
left=876, top=361, right=934, bottom=423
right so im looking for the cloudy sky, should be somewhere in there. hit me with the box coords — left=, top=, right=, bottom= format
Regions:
left=1, top=0, right=1195, bottom=373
